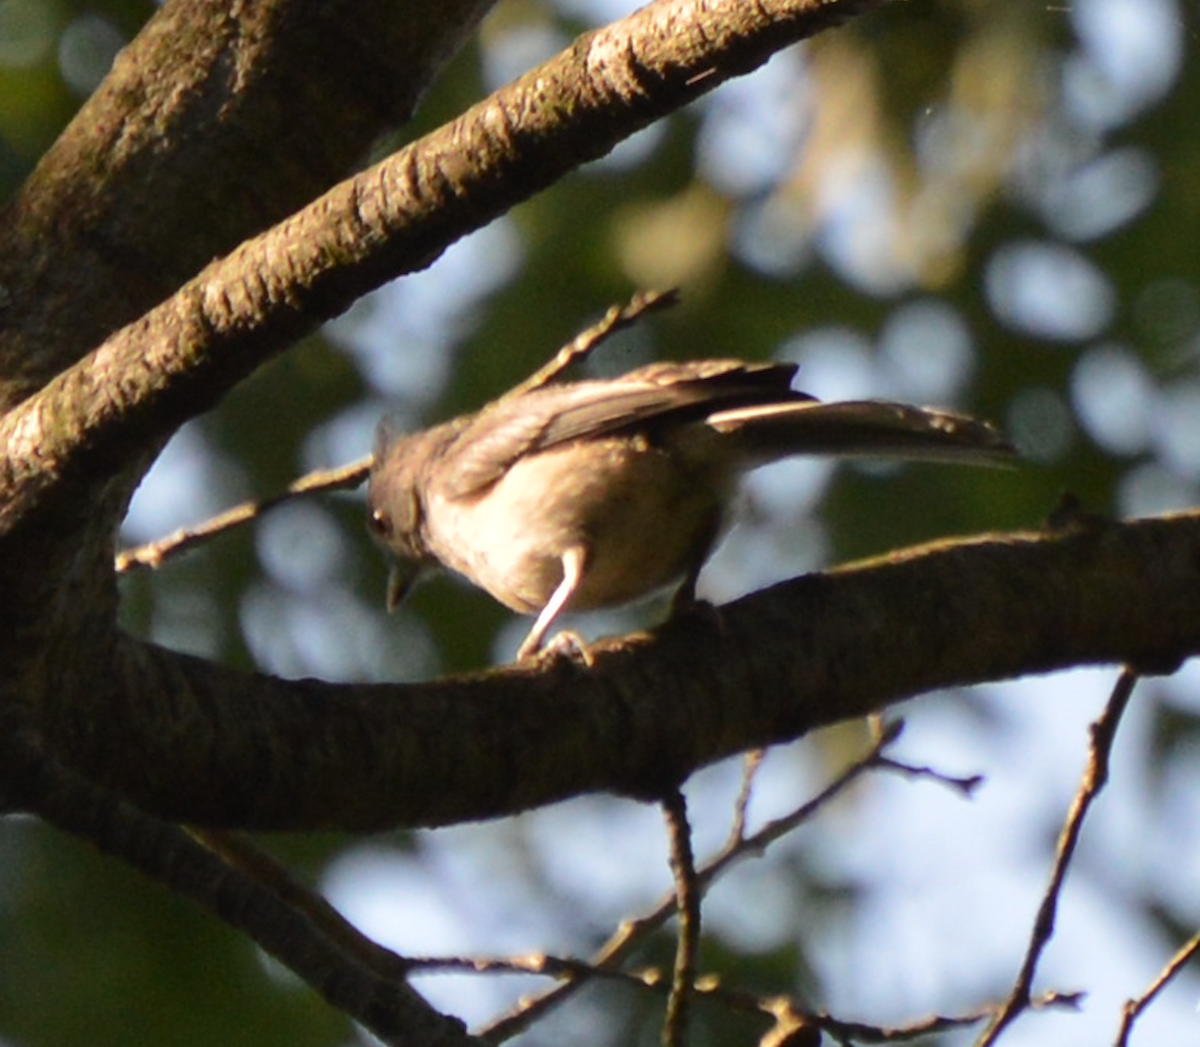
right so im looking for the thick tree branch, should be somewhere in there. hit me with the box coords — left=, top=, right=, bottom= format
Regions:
left=0, top=0, right=495, bottom=655
left=0, top=0, right=882, bottom=534
left=35, top=512, right=1200, bottom=832
left=1, top=730, right=484, bottom=1047
left=0, top=0, right=497, bottom=408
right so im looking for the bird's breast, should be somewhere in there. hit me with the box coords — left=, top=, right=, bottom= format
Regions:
left=425, top=436, right=730, bottom=614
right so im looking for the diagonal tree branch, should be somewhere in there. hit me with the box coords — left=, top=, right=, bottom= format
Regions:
left=1115, top=926, right=1200, bottom=1045
left=0, top=0, right=884, bottom=532
left=974, top=668, right=1138, bottom=1046
left=0, top=729, right=485, bottom=1047
left=0, top=0, right=498, bottom=408
left=114, top=457, right=373, bottom=573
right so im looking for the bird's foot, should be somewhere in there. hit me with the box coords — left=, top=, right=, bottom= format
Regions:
left=523, top=629, right=594, bottom=668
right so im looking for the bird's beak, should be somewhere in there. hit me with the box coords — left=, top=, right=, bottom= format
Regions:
left=385, top=558, right=423, bottom=612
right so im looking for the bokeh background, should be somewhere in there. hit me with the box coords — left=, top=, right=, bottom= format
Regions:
left=3, top=0, right=1200, bottom=1043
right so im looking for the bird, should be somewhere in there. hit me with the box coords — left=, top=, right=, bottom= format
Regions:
left=367, top=358, right=1012, bottom=660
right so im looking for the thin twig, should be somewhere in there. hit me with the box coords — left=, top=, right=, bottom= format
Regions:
left=504, top=288, right=679, bottom=398
left=875, top=756, right=984, bottom=796
left=479, top=722, right=910, bottom=1042
left=728, top=749, right=765, bottom=847
left=1114, top=927, right=1200, bottom=1046
left=661, top=787, right=700, bottom=1047
left=811, top=989, right=1082, bottom=1045
left=972, top=667, right=1139, bottom=1047
left=115, top=456, right=371, bottom=573
left=410, top=948, right=1079, bottom=1044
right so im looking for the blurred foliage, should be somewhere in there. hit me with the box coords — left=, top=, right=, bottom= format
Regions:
left=5, top=0, right=1200, bottom=1043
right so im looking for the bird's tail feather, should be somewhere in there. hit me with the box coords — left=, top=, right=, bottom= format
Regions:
left=707, top=400, right=1015, bottom=466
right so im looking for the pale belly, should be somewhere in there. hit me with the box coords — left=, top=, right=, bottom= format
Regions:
left=427, top=438, right=729, bottom=614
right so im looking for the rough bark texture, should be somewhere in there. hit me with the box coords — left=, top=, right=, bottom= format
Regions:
left=1, top=0, right=894, bottom=838
left=4, top=0, right=1198, bottom=1038
left=0, top=0, right=496, bottom=409
left=28, top=513, right=1200, bottom=832
left=3, top=0, right=1197, bottom=839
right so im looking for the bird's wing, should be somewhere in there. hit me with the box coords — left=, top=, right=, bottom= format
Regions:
left=440, top=360, right=811, bottom=497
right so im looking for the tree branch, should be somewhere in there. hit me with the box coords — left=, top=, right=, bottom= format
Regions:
left=1, top=730, right=484, bottom=1047
left=481, top=724, right=903, bottom=1041
left=0, top=0, right=497, bottom=408
left=1115, top=926, right=1200, bottom=1045
left=0, top=0, right=883, bottom=531
left=974, top=668, right=1138, bottom=1046
left=661, top=787, right=701, bottom=1047
left=115, top=457, right=372, bottom=573
left=34, top=511, right=1200, bottom=832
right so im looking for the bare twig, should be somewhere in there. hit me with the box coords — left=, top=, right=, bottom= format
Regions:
left=410, top=948, right=1079, bottom=1044
left=661, top=787, right=701, bottom=1047
left=875, top=755, right=984, bottom=796
left=1114, top=927, right=1200, bottom=1046
left=972, top=667, right=1139, bottom=1047
left=505, top=288, right=679, bottom=398
left=115, top=456, right=371, bottom=573
left=728, top=748, right=766, bottom=847
left=479, top=722, right=912, bottom=1041
left=812, top=989, right=1081, bottom=1045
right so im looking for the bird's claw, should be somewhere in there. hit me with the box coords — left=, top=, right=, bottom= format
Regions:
left=522, top=629, right=594, bottom=668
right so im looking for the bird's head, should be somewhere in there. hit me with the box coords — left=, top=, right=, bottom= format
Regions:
left=367, top=420, right=435, bottom=611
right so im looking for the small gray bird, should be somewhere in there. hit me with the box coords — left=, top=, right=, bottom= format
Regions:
left=368, top=359, right=1011, bottom=660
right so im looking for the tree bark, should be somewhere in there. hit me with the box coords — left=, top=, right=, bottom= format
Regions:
left=26, top=512, right=1200, bottom=832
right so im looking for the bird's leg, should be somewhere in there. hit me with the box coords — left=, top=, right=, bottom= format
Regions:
left=670, top=510, right=722, bottom=616
left=517, top=545, right=588, bottom=660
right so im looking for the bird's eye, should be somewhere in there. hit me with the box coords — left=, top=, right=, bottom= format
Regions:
left=368, top=508, right=392, bottom=538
